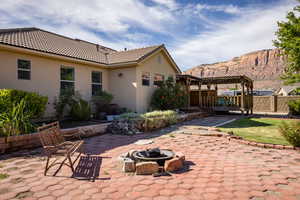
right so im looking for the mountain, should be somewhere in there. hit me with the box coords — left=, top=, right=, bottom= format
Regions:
left=184, top=49, right=287, bottom=90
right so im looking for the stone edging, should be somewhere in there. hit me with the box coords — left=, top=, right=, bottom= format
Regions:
left=177, top=126, right=299, bottom=151
left=227, top=136, right=299, bottom=150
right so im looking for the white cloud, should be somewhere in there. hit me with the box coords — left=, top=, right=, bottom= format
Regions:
left=151, top=0, right=178, bottom=10
left=172, top=0, right=297, bottom=70
left=195, top=4, right=241, bottom=14
left=0, top=0, right=178, bottom=51
left=0, top=0, right=175, bottom=33
left=0, top=0, right=297, bottom=71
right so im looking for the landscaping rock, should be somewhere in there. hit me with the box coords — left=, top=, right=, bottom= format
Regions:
left=122, top=158, right=136, bottom=172
left=106, top=119, right=140, bottom=135
left=164, top=158, right=183, bottom=172
left=175, top=152, right=185, bottom=163
left=136, top=162, right=159, bottom=175
left=134, top=140, right=153, bottom=145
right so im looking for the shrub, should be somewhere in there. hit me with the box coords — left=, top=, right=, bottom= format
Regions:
left=279, top=121, right=300, bottom=147
left=54, top=89, right=74, bottom=120
left=92, top=91, right=113, bottom=106
left=70, top=98, right=91, bottom=121
left=70, top=100, right=91, bottom=121
left=288, top=100, right=300, bottom=115
left=142, top=110, right=178, bottom=128
left=92, top=91, right=113, bottom=112
left=0, top=99, right=35, bottom=137
left=118, top=112, right=142, bottom=120
left=0, top=89, right=48, bottom=118
left=150, top=78, right=188, bottom=110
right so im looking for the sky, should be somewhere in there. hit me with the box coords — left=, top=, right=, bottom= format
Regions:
left=0, top=0, right=297, bottom=71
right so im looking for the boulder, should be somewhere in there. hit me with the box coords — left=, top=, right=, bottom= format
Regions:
left=164, top=158, right=183, bottom=172
left=122, top=158, right=136, bottom=173
left=175, top=152, right=185, bottom=163
left=136, top=162, right=159, bottom=175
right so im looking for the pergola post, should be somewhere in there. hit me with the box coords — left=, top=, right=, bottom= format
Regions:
left=198, top=82, right=202, bottom=108
left=246, top=83, right=250, bottom=115
left=250, top=83, right=253, bottom=115
left=186, top=79, right=191, bottom=109
left=241, top=81, right=245, bottom=115
left=214, top=84, right=218, bottom=107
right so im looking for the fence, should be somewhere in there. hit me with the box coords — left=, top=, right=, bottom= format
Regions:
left=253, top=96, right=300, bottom=113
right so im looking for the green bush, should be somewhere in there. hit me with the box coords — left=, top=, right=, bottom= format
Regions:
left=0, top=89, right=48, bottom=118
left=117, top=110, right=178, bottom=131
left=288, top=100, right=300, bottom=115
left=92, top=90, right=113, bottom=114
left=142, top=110, right=178, bottom=128
left=279, top=121, right=300, bottom=147
left=0, top=99, right=35, bottom=137
left=118, top=112, right=142, bottom=120
left=70, top=98, right=91, bottom=121
left=150, top=78, right=188, bottom=110
left=54, top=89, right=74, bottom=120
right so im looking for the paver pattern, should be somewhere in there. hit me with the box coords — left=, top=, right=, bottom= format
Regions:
left=1, top=116, right=300, bottom=200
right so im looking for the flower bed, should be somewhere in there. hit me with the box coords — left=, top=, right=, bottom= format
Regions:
left=107, top=111, right=209, bottom=135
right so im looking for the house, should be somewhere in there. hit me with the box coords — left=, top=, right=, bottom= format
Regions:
left=0, top=28, right=181, bottom=116
left=277, top=86, right=300, bottom=96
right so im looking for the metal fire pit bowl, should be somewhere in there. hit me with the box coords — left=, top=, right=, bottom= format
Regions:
left=132, top=149, right=175, bottom=166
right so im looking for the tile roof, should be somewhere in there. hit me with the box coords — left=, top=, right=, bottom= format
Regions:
left=0, top=27, right=163, bottom=65
left=107, top=45, right=161, bottom=64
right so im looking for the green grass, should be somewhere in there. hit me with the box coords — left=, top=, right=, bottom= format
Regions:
left=0, top=173, right=9, bottom=180
left=219, top=118, right=299, bottom=146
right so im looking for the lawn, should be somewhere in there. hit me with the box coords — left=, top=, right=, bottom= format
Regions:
left=219, top=118, right=299, bottom=145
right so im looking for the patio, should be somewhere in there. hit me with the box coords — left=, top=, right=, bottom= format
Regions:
left=1, top=116, right=300, bottom=200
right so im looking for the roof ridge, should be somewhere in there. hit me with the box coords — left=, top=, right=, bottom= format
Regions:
left=112, top=44, right=163, bottom=54
left=0, top=27, right=38, bottom=34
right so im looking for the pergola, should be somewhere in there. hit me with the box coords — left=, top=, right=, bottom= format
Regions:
left=177, top=74, right=254, bottom=114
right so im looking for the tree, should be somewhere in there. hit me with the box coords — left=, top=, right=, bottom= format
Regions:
left=274, top=1, right=300, bottom=85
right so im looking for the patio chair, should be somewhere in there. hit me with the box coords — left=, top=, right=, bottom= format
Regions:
left=38, top=121, right=84, bottom=176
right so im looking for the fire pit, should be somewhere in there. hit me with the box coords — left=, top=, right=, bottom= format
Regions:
left=132, top=148, right=175, bottom=166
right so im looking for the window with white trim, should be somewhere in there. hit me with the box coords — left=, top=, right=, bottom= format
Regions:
left=91, top=71, right=102, bottom=96
left=60, top=67, right=75, bottom=95
left=17, top=59, right=31, bottom=80
left=142, top=72, right=150, bottom=86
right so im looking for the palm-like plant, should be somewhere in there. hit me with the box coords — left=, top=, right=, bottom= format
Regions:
left=0, top=99, right=35, bottom=137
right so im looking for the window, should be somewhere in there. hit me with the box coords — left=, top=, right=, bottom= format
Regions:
left=91, top=71, right=102, bottom=96
left=154, top=74, right=164, bottom=86
left=142, top=72, right=150, bottom=86
left=60, top=67, right=75, bottom=94
left=17, top=59, right=31, bottom=80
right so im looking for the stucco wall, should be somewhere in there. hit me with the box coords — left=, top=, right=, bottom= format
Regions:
left=136, top=51, right=178, bottom=113
left=108, top=67, right=137, bottom=112
left=0, top=50, right=108, bottom=117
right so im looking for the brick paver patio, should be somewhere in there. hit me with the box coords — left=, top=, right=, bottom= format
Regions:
left=1, top=116, right=300, bottom=200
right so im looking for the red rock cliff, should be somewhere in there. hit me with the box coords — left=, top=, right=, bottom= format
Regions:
left=184, top=49, right=287, bottom=90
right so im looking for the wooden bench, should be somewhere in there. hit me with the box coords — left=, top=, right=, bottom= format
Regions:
left=38, top=121, right=84, bottom=176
